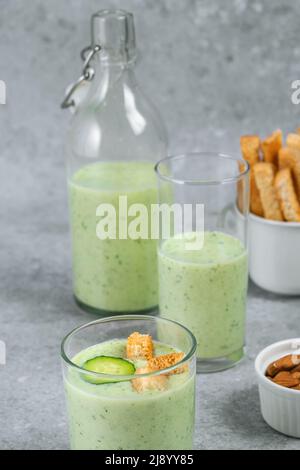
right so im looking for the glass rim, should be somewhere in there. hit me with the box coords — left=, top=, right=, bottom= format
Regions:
left=93, top=8, right=133, bottom=19
left=155, top=152, right=250, bottom=186
left=61, top=315, right=197, bottom=380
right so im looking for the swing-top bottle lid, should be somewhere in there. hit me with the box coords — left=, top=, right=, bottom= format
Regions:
left=91, top=9, right=137, bottom=63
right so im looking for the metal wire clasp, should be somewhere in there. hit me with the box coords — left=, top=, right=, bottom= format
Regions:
left=61, top=44, right=101, bottom=110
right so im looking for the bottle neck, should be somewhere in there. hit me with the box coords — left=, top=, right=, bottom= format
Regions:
left=86, top=55, right=137, bottom=105
left=90, top=10, right=138, bottom=91
left=93, top=52, right=136, bottom=72
left=97, top=55, right=136, bottom=86
left=93, top=44, right=137, bottom=68
left=91, top=10, right=137, bottom=65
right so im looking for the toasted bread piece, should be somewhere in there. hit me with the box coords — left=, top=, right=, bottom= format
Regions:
left=126, top=332, right=153, bottom=361
left=279, top=147, right=297, bottom=170
left=240, top=135, right=261, bottom=166
left=131, top=367, right=167, bottom=393
left=261, top=129, right=282, bottom=165
left=148, top=352, right=186, bottom=375
left=286, top=133, right=300, bottom=151
left=239, top=135, right=263, bottom=214
left=291, top=155, right=300, bottom=199
left=253, top=162, right=283, bottom=221
left=275, top=168, right=300, bottom=222
left=278, top=147, right=300, bottom=199
left=237, top=180, right=244, bottom=213
left=250, top=170, right=264, bottom=216
left=237, top=161, right=250, bottom=213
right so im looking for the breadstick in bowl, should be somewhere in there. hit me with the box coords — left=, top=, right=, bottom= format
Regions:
left=240, top=135, right=261, bottom=166
left=240, top=135, right=263, bottom=216
left=278, top=147, right=300, bottom=200
left=286, top=133, right=300, bottom=151
left=275, top=168, right=300, bottom=222
left=253, top=162, right=283, bottom=221
left=261, top=129, right=282, bottom=166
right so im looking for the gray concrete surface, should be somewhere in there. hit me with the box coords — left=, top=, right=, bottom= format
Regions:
left=0, top=0, right=300, bottom=450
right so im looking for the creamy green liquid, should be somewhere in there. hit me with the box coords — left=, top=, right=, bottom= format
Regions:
left=64, top=339, right=195, bottom=450
left=158, top=232, right=248, bottom=359
left=69, top=161, right=158, bottom=313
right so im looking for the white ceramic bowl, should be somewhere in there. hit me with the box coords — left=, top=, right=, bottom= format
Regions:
left=237, top=207, right=300, bottom=295
left=255, top=338, right=300, bottom=438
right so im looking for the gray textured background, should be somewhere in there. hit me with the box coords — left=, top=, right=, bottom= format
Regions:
left=1, top=0, right=300, bottom=450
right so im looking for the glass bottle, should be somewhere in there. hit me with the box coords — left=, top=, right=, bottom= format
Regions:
left=64, top=10, right=167, bottom=315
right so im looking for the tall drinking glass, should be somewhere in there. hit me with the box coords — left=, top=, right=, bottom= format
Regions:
left=61, top=315, right=196, bottom=450
left=156, top=153, right=249, bottom=372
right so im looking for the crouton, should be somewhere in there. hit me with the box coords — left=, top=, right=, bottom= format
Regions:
left=275, top=168, right=300, bottom=222
left=278, top=147, right=300, bottom=199
left=253, top=162, right=283, bottom=221
left=239, top=135, right=263, bottom=214
left=240, top=135, right=261, bottom=166
left=131, top=367, right=167, bottom=393
left=237, top=161, right=250, bottom=213
left=250, top=170, right=264, bottom=216
left=126, top=332, right=153, bottom=361
left=148, top=352, right=186, bottom=375
left=279, top=147, right=297, bottom=170
left=261, top=129, right=282, bottom=165
left=286, top=133, right=300, bottom=151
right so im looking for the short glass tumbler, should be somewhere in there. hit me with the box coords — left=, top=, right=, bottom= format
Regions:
left=61, top=315, right=196, bottom=450
left=156, top=153, right=249, bottom=373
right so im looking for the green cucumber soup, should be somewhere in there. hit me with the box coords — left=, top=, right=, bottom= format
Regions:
left=158, top=231, right=248, bottom=359
left=69, top=161, right=158, bottom=313
left=64, top=339, right=195, bottom=450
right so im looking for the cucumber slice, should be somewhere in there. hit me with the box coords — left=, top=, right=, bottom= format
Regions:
left=82, top=356, right=136, bottom=385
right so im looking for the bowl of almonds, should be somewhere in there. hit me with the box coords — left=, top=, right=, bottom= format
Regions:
left=240, top=129, right=300, bottom=295
left=255, top=338, right=300, bottom=438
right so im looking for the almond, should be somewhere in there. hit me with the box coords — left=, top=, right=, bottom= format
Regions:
left=291, top=354, right=300, bottom=366
left=272, top=371, right=300, bottom=388
left=291, top=371, right=300, bottom=380
left=266, top=354, right=300, bottom=377
left=291, top=364, right=300, bottom=373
